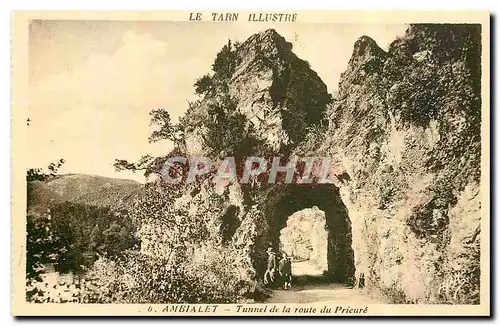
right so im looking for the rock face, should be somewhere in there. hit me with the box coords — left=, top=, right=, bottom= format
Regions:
left=168, top=25, right=482, bottom=304
left=229, top=30, right=331, bottom=150
left=320, top=24, right=482, bottom=303
left=181, top=29, right=330, bottom=156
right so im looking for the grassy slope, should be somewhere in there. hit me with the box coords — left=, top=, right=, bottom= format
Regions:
left=27, top=174, right=143, bottom=214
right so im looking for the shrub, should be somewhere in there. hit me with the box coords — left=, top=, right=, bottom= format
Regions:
left=436, top=270, right=480, bottom=304
left=188, top=245, right=256, bottom=301
left=76, top=181, right=250, bottom=303
left=83, top=251, right=245, bottom=303
left=380, top=284, right=417, bottom=304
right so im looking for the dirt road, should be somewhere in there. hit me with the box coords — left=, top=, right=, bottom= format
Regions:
left=266, top=260, right=386, bottom=304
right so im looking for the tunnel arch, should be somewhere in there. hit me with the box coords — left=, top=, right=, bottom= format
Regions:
left=255, top=184, right=355, bottom=282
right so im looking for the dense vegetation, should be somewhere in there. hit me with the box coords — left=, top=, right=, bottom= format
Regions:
left=81, top=185, right=249, bottom=303
left=26, top=202, right=138, bottom=299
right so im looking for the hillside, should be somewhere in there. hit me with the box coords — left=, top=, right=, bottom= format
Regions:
left=27, top=174, right=143, bottom=213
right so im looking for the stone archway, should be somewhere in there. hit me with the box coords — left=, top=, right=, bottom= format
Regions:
left=254, top=184, right=355, bottom=282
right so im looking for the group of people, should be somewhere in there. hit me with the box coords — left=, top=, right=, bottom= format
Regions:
left=264, top=247, right=292, bottom=290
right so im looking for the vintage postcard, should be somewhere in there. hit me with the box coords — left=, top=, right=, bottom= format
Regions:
left=11, top=11, right=490, bottom=316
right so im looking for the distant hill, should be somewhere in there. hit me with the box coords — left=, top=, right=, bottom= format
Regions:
left=27, top=174, right=143, bottom=214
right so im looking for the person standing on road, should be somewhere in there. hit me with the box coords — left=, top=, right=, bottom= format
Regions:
left=264, top=247, right=277, bottom=286
left=279, top=252, right=292, bottom=290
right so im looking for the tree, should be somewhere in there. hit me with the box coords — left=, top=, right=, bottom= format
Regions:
left=194, top=74, right=213, bottom=95
left=26, top=201, right=139, bottom=284
left=114, top=108, right=186, bottom=177
left=26, top=213, right=61, bottom=280
left=114, top=155, right=154, bottom=174
left=212, top=40, right=237, bottom=80
left=26, top=159, right=65, bottom=182
left=148, top=108, right=181, bottom=144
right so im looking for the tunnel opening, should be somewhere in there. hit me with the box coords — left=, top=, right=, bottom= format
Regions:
left=279, top=207, right=329, bottom=282
left=257, top=184, right=355, bottom=284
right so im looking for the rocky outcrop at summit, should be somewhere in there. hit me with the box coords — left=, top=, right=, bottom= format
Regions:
left=181, top=29, right=331, bottom=156
left=230, top=30, right=330, bottom=148
left=338, top=35, right=388, bottom=96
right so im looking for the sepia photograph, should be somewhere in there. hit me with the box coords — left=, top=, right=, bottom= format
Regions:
left=11, top=10, right=490, bottom=316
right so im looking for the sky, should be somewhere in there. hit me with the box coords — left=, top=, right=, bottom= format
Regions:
left=28, top=20, right=408, bottom=183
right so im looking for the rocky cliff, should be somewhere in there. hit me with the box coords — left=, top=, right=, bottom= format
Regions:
left=180, top=29, right=330, bottom=157
left=153, top=25, right=482, bottom=304
left=314, top=24, right=482, bottom=303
